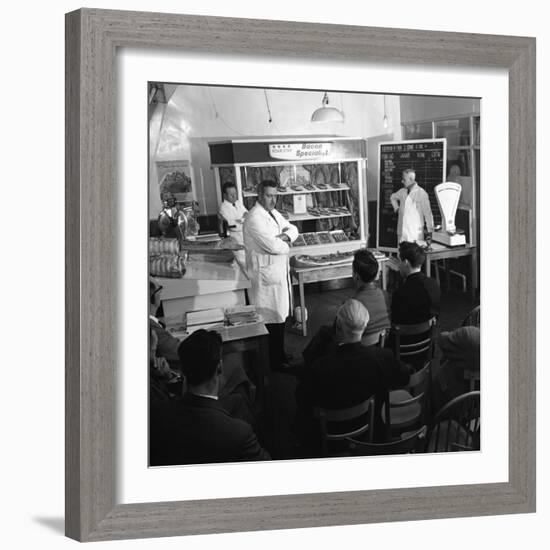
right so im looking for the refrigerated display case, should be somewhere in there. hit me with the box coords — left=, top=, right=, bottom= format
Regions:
left=208, top=136, right=367, bottom=256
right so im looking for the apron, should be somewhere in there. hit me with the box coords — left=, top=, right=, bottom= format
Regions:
left=401, top=193, right=424, bottom=243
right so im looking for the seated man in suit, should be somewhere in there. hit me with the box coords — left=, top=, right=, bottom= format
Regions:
left=302, top=249, right=390, bottom=366
left=296, top=299, right=410, bottom=453
left=150, top=329, right=270, bottom=466
left=149, top=278, right=254, bottom=410
left=391, top=241, right=441, bottom=325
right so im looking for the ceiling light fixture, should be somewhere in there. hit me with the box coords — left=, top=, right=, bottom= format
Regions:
left=383, top=95, right=389, bottom=129
left=311, top=92, right=345, bottom=123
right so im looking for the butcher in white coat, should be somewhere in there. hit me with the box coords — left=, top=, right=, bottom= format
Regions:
left=243, top=180, right=299, bottom=369
left=218, top=181, right=248, bottom=265
left=390, top=168, right=434, bottom=247
left=218, top=182, right=248, bottom=244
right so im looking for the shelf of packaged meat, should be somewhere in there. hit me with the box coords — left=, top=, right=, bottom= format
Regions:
left=285, top=211, right=352, bottom=222
left=292, top=230, right=354, bottom=248
left=209, top=136, right=368, bottom=257
left=242, top=183, right=351, bottom=197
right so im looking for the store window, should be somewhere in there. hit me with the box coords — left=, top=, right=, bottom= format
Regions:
left=446, top=149, right=472, bottom=179
left=402, top=122, right=433, bottom=140
left=435, top=118, right=471, bottom=147
left=473, top=116, right=480, bottom=147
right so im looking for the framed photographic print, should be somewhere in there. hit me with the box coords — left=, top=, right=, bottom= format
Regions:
left=65, top=8, right=535, bottom=542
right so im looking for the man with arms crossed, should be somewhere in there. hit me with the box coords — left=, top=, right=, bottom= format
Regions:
left=243, top=180, right=299, bottom=370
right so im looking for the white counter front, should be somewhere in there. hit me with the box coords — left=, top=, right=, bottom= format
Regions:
left=158, top=258, right=250, bottom=321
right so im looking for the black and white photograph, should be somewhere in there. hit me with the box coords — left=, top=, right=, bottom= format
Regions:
left=2, top=0, right=543, bottom=545
left=147, top=84, right=481, bottom=465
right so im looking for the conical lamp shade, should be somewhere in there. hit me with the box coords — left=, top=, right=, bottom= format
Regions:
left=311, top=92, right=345, bottom=123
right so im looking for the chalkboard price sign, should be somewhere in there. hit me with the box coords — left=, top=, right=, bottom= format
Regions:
left=376, top=139, right=446, bottom=250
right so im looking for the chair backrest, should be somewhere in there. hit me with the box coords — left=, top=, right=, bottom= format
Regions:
left=383, top=361, right=431, bottom=432
left=407, top=360, right=431, bottom=397
left=361, top=329, right=387, bottom=347
left=315, top=397, right=374, bottom=455
left=426, top=391, right=480, bottom=452
left=347, top=426, right=427, bottom=456
left=391, top=317, right=437, bottom=365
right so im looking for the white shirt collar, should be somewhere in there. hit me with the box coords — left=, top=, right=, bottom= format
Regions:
left=190, top=392, right=219, bottom=401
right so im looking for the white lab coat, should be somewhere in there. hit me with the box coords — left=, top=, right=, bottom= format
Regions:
left=243, top=203, right=299, bottom=324
left=401, top=193, right=425, bottom=243
left=390, top=184, right=434, bottom=244
left=218, top=199, right=248, bottom=246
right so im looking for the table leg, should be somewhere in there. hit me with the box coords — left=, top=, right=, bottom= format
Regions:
left=381, top=263, right=387, bottom=291
left=471, top=249, right=478, bottom=301
left=299, top=274, right=307, bottom=337
left=255, top=334, right=269, bottom=411
left=426, top=257, right=431, bottom=278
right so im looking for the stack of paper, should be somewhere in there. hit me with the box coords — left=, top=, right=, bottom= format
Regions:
left=186, top=308, right=225, bottom=333
left=225, top=305, right=261, bottom=326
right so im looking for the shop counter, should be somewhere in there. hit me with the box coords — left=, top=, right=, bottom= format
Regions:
left=157, top=258, right=249, bottom=320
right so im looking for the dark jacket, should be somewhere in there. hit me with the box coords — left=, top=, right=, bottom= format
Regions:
left=307, top=343, right=410, bottom=409
left=299, top=343, right=410, bottom=441
left=150, top=393, right=270, bottom=466
left=391, top=271, right=441, bottom=325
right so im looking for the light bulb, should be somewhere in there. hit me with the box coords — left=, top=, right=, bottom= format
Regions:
left=383, top=115, right=389, bottom=129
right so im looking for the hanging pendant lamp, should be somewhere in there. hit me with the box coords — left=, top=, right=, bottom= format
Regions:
left=311, top=92, right=345, bottom=123
left=383, top=95, right=389, bottom=129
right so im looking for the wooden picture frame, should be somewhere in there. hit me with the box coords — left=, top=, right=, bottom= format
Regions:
left=65, top=8, right=536, bottom=542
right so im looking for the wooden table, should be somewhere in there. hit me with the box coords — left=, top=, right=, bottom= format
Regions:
left=424, top=243, right=478, bottom=299
left=291, top=256, right=389, bottom=337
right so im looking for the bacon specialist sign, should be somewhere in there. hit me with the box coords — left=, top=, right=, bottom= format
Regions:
left=269, top=142, right=332, bottom=160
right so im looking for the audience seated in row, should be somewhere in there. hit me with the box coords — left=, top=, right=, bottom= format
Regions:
left=302, top=249, right=390, bottom=366
left=295, top=299, right=410, bottom=455
left=150, top=330, right=270, bottom=465
left=149, top=241, right=477, bottom=462
left=304, top=243, right=441, bottom=368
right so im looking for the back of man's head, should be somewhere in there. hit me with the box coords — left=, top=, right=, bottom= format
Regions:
left=335, top=299, right=370, bottom=340
left=177, top=330, right=222, bottom=386
left=399, top=241, right=426, bottom=269
left=352, top=249, right=379, bottom=284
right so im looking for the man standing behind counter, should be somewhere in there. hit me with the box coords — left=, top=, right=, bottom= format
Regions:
left=218, top=182, right=248, bottom=245
left=243, top=180, right=299, bottom=370
left=218, top=182, right=248, bottom=265
left=390, top=168, right=434, bottom=246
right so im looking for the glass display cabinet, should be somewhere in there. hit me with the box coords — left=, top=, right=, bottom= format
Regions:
left=208, top=136, right=367, bottom=256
